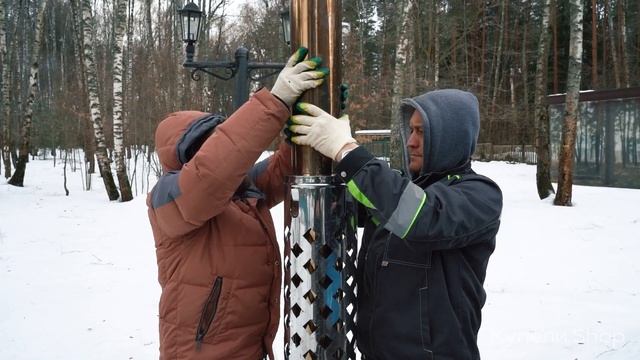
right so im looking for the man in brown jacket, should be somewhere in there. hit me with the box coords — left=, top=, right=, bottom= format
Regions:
left=147, top=48, right=327, bottom=360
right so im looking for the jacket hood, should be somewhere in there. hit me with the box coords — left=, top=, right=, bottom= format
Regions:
left=155, top=111, right=226, bottom=173
left=399, top=89, right=480, bottom=178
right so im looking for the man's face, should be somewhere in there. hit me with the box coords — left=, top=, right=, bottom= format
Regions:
left=407, top=110, right=424, bottom=175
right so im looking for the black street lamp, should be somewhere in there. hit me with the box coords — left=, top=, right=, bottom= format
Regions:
left=177, top=2, right=202, bottom=63
left=280, top=8, right=291, bottom=45
left=178, top=2, right=290, bottom=111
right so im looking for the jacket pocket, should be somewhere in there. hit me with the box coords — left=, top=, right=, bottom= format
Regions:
left=382, top=234, right=432, bottom=268
left=195, top=276, right=223, bottom=349
left=419, top=286, right=432, bottom=350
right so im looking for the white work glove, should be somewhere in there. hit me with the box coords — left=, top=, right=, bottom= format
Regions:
left=271, top=47, right=328, bottom=107
left=288, top=102, right=357, bottom=161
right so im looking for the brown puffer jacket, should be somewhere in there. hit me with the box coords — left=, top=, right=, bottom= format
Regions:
left=147, top=89, right=291, bottom=360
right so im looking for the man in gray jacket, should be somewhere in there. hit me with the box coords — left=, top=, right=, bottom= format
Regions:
left=288, top=89, right=503, bottom=359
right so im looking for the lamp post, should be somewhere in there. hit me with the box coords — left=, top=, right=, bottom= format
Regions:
left=178, top=2, right=291, bottom=111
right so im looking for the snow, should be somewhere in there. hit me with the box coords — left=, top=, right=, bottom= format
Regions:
left=1, top=157, right=639, bottom=359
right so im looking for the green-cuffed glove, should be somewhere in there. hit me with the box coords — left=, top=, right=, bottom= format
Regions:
left=287, top=102, right=357, bottom=160
left=271, top=47, right=329, bottom=107
left=340, top=83, right=349, bottom=111
left=283, top=119, right=296, bottom=145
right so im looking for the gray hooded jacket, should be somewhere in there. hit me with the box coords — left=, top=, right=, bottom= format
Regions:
left=399, top=89, right=480, bottom=178
left=335, top=89, right=502, bottom=360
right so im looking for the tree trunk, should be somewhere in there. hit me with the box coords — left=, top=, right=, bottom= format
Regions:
left=491, top=0, right=507, bottom=111
left=433, top=0, right=440, bottom=87
left=552, top=0, right=559, bottom=93
left=591, top=0, right=598, bottom=89
left=125, top=0, right=135, bottom=150
left=0, top=0, right=11, bottom=178
left=144, top=0, right=153, bottom=47
left=390, top=0, right=413, bottom=170
left=480, top=0, right=486, bottom=102
left=510, top=67, right=516, bottom=111
left=144, top=0, right=156, bottom=85
left=113, top=0, right=132, bottom=201
left=451, top=21, right=457, bottom=84
left=70, top=0, right=96, bottom=181
left=632, top=108, right=639, bottom=165
left=521, top=0, right=530, bottom=158
left=618, top=0, right=630, bottom=87
left=8, top=0, right=47, bottom=187
left=490, top=0, right=507, bottom=145
left=554, top=0, right=584, bottom=206
left=63, top=149, right=69, bottom=196
left=534, top=0, right=555, bottom=199
left=81, top=0, right=119, bottom=200
left=604, top=103, right=615, bottom=184
left=605, top=0, right=621, bottom=88
left=463, top=3, right=469, bottom=87
left=616, top=0, right=630, bottom=166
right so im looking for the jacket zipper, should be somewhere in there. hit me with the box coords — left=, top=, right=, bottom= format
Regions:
left=368, top=251, right=382, bottom=357
left=195, top=276, right=223, bottom=350
left=363, top=225, right=385, bottom=263
left=367, top=232, right=393, bottom=357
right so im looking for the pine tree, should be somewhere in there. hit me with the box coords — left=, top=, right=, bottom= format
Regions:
left=534, top=0, right=556, bottom=199
left=554, top=0, right=584, bottom=206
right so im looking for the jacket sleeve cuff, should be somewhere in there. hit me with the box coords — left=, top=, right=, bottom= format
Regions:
left=336, top=146, right=375, bottom=182
left=253, top=88, right=291, bottom=117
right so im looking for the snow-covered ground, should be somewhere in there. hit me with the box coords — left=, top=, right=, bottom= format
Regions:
left=1, top=157, right=639, bottom=359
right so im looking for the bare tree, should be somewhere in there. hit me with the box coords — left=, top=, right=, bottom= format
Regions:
left=113, top=0, right=132, bottom=201
left=534, top=0, right=555, bottom=199
left=605, top=0, right=621, bottom=88
left=81, top=0, right=119, bottom=200
left=390, top=0, right=413, bottom=170
left=551, top=0, right=559, bottom=93
left=0, top=0, right=10, bottom=178
left=490, top=0, right=507, bottom=123
left=70, top=0, right=96, bottom=179
left=591, top=0, right=598, bottom=89
left=432, top=0, right=439, bottom=87
left=618, top=0, right=630, bottom=88
left=554, top=0, right=584, bottom=206
left=8, top=0, right=47, bottom=186
left=521, top=0, right=531, bottom=160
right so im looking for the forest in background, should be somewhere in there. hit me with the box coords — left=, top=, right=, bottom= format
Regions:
left=0, top=0, right=638, bottom=197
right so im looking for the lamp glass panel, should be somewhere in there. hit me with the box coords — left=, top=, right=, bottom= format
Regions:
left=280, top=11, right=290, bottom=44
left=181, top=16, right=189, bottom=40
left=188, top=15, right=200, bottom=41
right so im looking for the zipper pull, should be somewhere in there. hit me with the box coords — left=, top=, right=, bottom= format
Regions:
left=195, top=335, right=203, bottom=351
left=381, top=260, right=389, bottom=267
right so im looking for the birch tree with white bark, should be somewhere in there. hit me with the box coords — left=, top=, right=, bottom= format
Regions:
left=81, top=0, right=119, bottom=200
left=390, top=0, right=414, bottom=170
left=0, top=0, right=10, bottom=178
left=113, top=0, right=132, bottom=201
left=8, top=0, right=47, bottom=187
